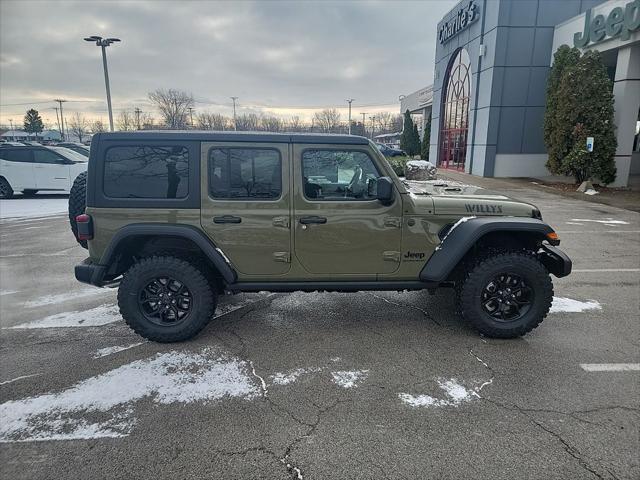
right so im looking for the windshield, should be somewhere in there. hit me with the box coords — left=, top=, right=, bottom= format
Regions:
left=49, top=146, right=88, bottom=162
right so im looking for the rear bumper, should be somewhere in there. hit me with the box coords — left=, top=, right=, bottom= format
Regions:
left=539, top=244, right=572, bottom=278
left=75, top=258, right=108, bottom=287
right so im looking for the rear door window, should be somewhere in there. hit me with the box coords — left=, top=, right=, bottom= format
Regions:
left=0, top=148, right=33, bottom=163
left=103, top=145, right=189, bottom=199
left=208, top=148, right=281, bottom=200
left=33, top=149, right=65, bottom=164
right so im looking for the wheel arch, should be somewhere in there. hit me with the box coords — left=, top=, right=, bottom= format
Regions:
left=100, top=224, right=237, bottom=285
left=420, top=217, right=562, bottom=283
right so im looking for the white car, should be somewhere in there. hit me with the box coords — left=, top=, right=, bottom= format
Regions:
left=0, top=145, right=87, bottom=198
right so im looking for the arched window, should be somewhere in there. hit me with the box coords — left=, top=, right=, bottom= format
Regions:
left=439, top=48, right=471, bottom=170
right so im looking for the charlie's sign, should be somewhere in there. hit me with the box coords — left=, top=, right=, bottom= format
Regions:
left=439, top=1, right=479, bottom=44
left=574, top=0, right=640, bottom=48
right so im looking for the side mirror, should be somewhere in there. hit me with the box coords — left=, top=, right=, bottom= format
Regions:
left=376, top=176, right=394, bottom=205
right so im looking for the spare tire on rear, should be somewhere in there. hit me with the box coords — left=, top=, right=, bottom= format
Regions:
left=68, top=171, right=88, bottom=249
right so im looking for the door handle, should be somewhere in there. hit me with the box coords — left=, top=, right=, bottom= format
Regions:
left=299, top=216, right=327, bottom=225
left=213, top=215, right=242, bottom=224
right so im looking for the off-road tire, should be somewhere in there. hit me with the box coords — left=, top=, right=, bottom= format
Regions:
left=22, top=189, right=38, bottom=197
left=0, top=177, right=13, bottom=199
left=118, top=256, right=216, bottom=342
left=457, top=252, right=553, bottom=339
left=68, top=171, right=88, bottom=248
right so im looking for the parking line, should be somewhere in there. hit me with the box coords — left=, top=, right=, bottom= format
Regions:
left=572, top=268, right=640, bottom=273
left=580, top=363, right=640, bottom=372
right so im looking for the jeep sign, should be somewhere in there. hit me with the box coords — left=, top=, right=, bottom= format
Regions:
left=438, top=1, right=479, bottom=44
left=574, top=0, right=640, bottom=48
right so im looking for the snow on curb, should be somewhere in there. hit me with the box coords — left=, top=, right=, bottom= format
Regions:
left=0, top=349, right=258, bottom=442
left=0, top=198, right=69, bottom=221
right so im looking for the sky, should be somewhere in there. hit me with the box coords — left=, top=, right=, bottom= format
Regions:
left=0, top=0, right=456, bottom=128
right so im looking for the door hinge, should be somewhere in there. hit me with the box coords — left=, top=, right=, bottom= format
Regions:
left=383, top=251, right=400, bottom=262
left=272, top=216, right=290, bottom=228
left=273, top=251, right=291, bottom=263
left=384, top=217, right=402, bottom=228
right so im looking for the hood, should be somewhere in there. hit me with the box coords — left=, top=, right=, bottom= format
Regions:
left=403, top=180, right=538, bottom=217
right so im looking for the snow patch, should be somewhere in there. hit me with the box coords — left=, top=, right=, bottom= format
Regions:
left=0, top=349, right=258, bottom=442
left=583, top=189, right=599, bottom=196
left=9, top=304, right=122, bottom=329
left=270, top=368, right=322, bottom=386
left=92, top=342, right=145, bottom=359
left=0, top=290, right=18, bottom=296
left=550, top=297, right=601, bottom=314
left=24, top=288, right=111, bottom=308
left=331, top=370, right=369, bottom=389
left=398, top=378, right=475, bottom=408
left=0, top=198, right=69, bottom=221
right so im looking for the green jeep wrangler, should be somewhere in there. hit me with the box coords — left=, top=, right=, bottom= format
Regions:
left=70, top=131, right=571, bottom=342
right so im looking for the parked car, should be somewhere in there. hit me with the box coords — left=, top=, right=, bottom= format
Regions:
left=376, top=143, right=405, bottom=157
left=0, top=144, right=87, bottom=198
left=71, top=131, right=571, bottom=343
left=57, top=142, right=90, bottom=157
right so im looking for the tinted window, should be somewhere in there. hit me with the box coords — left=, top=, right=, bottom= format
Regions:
left=0, top=148, right=32, bottom=163
left=302, top=150, right=381, bottom=200
left=33, top=149, right=65, bottom=164
left=208, top=148, right=281, bottom=199
left=104, top=145, right=189, bottom=199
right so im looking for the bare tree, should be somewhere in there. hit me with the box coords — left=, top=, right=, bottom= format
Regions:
left=376, top=112, right=393, bottom=134
left=313, top=108, right=341, bottom=133
left=148, top=88, right=194, bottom=129
left=259, top=115, right=283, bottom=132
left=69, top=113, right=88, bottom=142
left=117, top=111, right=136, bottom=131
left=390, top=114, right=403, bottom=133
left=285, top=116, right=304, bottom=132
left=234, top=113, right=260, bottom=131
left=91, top=120, right=106, bottom=133
left=196, top=112, right=229, bottom=130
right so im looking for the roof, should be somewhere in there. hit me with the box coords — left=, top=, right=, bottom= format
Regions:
left=94, top=130, right=370, bottom=145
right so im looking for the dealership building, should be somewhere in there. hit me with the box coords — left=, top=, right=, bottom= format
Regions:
left=401, top=0, right=639, bottom=187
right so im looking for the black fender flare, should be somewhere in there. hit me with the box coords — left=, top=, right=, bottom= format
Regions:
left=420, top=217, right=563, bottom=282
left=99, top=223, right=237, bottom=284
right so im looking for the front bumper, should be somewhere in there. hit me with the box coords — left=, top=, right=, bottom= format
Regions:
left=75, top=258, right=108, bottom=287
left=538, top=244, right=572, bottom=278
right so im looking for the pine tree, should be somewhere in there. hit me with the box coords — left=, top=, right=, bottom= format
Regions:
left=555, top=50, right=616, bottom=184
left=400, top=110, right=416, bottom=156
left=23, top=109, right=44, bottom=139
left=543, top=45, right=581, bottom=174
left=421, top=117, right=431, bottom=160
left=410, top=123, right=421, bottom=157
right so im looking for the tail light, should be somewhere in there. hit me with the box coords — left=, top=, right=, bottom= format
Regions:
left=75, top=214, right=93, bottom=241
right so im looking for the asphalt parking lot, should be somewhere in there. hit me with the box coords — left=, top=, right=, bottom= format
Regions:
left=0, top=184, right=638, bottom=480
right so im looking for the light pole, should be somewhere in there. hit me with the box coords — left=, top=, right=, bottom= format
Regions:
left=8, top=119, right=13, bottom=140
left=187, top=107, right=195, bottom=128
left=360, top=112, right=366, bottom=136
left=346, top=99, right=354, bottom=134
left=230, top=97, right=238, bottom=131
left=84, top=35, right=120, bottom=132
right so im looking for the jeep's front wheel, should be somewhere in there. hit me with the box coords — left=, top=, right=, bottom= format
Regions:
left=457, top=252, right=553, bottom=339
left=118, top=256, right=216, bottom=342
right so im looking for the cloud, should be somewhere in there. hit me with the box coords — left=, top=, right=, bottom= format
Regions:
left=0, top=0, right=456, bottom=124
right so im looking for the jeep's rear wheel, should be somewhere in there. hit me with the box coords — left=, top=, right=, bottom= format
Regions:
left=118, top=256, right=216, bottom=342
left=457, top=252, right=553, bottom=338
left=68, top=171, right=88, bottom=248
left=0, top=177, right=13, bottom=199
